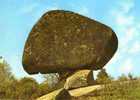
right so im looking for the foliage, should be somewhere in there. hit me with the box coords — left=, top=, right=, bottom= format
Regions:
left=38, top=82, right=50, bottom=95
left=0, top=60, right=13, bottom=83
left=1, top=58, right=140, bottom=100
left=43, top=73, right=67, bottom=92
left=96, top=68, right=113, bottom=84
left=95, top=80, right=140, bottom=100
left=72, top=80, right=140, bottom=100
left=15, top=77, right=39, bottom=99
left=118, top=74, right=129, bottom=81
left=0, top=59, right=49, bottom=99
left=0, top=60, right=16, bottom=99
left=43, top=73, right=59, bottom=88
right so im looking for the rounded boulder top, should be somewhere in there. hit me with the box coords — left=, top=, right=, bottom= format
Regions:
left=22, top=10, right=118, bottom=74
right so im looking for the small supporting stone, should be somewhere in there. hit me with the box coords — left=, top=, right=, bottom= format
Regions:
left=64, top=70, right=95, bottom=90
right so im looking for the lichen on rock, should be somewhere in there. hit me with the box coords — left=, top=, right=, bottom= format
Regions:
left=22, top=10, right=118, bottom=74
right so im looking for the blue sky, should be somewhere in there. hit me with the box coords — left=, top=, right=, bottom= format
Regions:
left=0, top=0, right=140, bottom=82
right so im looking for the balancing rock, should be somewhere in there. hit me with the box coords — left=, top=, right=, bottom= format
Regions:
left=22, top=10, right=118, bottom=74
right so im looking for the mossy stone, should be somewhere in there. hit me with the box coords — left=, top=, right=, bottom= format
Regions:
left=22, top=10, right=118, bottom=74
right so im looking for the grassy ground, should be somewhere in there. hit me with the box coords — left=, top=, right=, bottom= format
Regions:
left=72, top=80, right=140, bottom=100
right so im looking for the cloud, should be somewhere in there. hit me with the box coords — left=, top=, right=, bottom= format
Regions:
left=120, top=27, right=136, bottom=47
left=119, top=59, right=133, bottom=74
left=69, top=3, right=90, bottom=16
left=106, top=0, right=138, bottom=72
left=116, top=14, right=134, bottom=26
left=77, top=6, right=90, bottom=16
left=109, top=0, right=139, bottom=54
left=129, top=41, right=140, bottom=54
left=45, top=6, right=59, bottom=11
left=20, top=2, right=59, bottom=15
left=20, top=3, right=39, bottom=14
left=110, top=0, right=137, bottom=46
left=120, top=0, right=134, bottom=13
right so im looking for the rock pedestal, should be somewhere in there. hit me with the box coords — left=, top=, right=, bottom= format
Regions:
left=37, top=88, right=71, bottom=100
left=64, top=70, right=95, bottom=90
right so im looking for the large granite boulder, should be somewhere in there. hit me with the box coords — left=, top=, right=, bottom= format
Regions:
left=22, top=10, right=118, bottom=74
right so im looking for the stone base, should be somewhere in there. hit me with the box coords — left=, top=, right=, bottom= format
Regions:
left=64, top=70, right=95, bottom=90
left=37, top=88, right=71, bottom=100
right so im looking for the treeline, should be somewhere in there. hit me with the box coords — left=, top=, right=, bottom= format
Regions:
left=95, top=68, right=137, bottom=84
left=0, top=60, right=54, bottom=100
left=0, top=59, right=139, bottom=99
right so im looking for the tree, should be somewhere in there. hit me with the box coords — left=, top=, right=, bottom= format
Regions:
left=96, top=68, right=113, bottom=84
left=16, top=77, right=40, bottom=99
left=43, top=71, right=75, bottom=90
left=0, top=58, right=16, bottom=99
left=38, top=81, right=50, bottom=96
left=0, top=60, right=14, bottom=82
left=118, top=74, right=128, bottom=81
left=128, top=73, right=135, bottom=80
left=43, top=73, right=59, bottom=88
left=0, top=57, right=53, bottom=99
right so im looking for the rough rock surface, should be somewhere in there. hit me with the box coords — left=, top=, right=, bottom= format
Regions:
left=22, top=10, right=118, bottom=74
left=64, top=70, right=95, bottom=90
left=37, top=84, right=103, bottom=100
left=37, top=88, right=71, bottom=100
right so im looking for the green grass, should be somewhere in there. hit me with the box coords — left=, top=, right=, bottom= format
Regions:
left=72, top=80, right=140, bottom=100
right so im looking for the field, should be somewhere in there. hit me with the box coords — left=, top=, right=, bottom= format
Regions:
left=72, top=80, right=140, bottom=100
